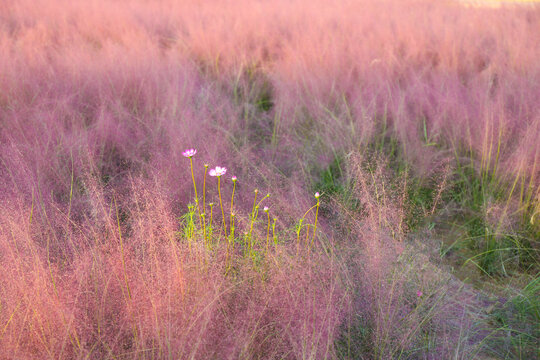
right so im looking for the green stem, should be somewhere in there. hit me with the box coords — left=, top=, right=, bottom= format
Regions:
left=230, top=213, right=235, bottom=252
left=230, top=180, right=236, bottom=237
left=202, top=213, right=207, bottom=247
left=266, top=211, right=270, bottom=253
left=310, top=199, right=320, bottom=249
left=296, top=218, right=303, bottom=257
left=203, top=165, right=208, bottom=216
left=209, top=204, right=214, bottom=247
left=218, top=177, right=227, bottom=238
left=248, top=190, right=259, bottom=246
left=272, top=218, right=277, bottom=247
left=189, top=157, right=203, bottom=230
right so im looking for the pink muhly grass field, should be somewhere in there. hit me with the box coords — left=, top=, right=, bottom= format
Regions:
left=0, top=0, right=539, bottom=359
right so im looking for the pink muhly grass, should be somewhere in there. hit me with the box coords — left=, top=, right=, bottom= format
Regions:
left=0, top=0, right=538, bottom=358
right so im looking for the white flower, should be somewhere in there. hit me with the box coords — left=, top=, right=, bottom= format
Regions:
left=209, top=166, right=227, bottom=177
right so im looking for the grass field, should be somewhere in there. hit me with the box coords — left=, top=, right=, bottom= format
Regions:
left=0, top=0, right=538, bottom=358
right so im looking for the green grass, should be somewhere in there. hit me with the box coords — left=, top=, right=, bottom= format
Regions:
left=439, top=162, right=539, bottom=277
left=482, top=275, right=540, bottom=359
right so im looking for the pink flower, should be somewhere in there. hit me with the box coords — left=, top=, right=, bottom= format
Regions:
left=182, top=148, right=197, bottom=158
left=263, top=206, right=269, bottom=212
left=315, top=192, right=320, bottom=198
left=209, top=166, right=227, bottom=177
left=232, top=176, right=237, bottom=182
left=417, top=291, right=423, bottom=297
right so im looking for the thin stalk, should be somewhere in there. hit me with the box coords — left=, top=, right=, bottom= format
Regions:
left=218, top=177, right=227, bottom=238
left=209, top=204, right=214, bottom=246
left=310, top=198, right=320, bottom=249
left=272, top=218, right=277, bottom=247
left=296, top=218, right=304, bottom=257
left=296, top=202, right=318, bottom=255
left=201, top=213, right=207, bottom=247
left=248, top=190, right=259, bottom=246
left=256, top=194, right=271, bottom=209
left=189, top=157, right=203, bottom=230
left=265, top=210, right=270, bottom=253
left=243, top=232, right=249, bottom=254
left=248, top=193, right=270, bottom=249
left=230, top=178, right=236, bottom=237
left=250, top=206, right=260, bottom=251
left=203, top=164, right=208, bottom=216
left=230, top=213, right=235, bottom=243
left=202, top=165, right=209, bottom=247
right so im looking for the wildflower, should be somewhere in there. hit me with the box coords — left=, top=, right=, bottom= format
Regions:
left=417, top=290, right=423, bottom=297
left=209, top=166, right=227, bottom=177
left=264, top=206, right=269, bottom=212
left=315, top=192, right=320, bottom=198
left=182, top=148, right=197, bottom=158
left=232, top=176, right=237, bottom=182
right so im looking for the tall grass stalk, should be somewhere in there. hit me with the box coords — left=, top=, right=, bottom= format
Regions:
left=203, top=163, right=209, bottom=216
left=310, top=193, right=321, bottom=250
left=230, top=176, right=237, bottom=242
left=188, top=156, right=203, bottom=230
left=208, top=203, right=215, bottom=248
left=248, top=189, right=259, bottom=248
left=217, top=176, right=227, bottom=238
left=264, top=207, right=270, bottom=253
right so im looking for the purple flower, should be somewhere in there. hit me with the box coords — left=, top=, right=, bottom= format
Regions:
left=182, top=148, right=197, bottom=158
left=209, top=166, right=227, bottom=177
